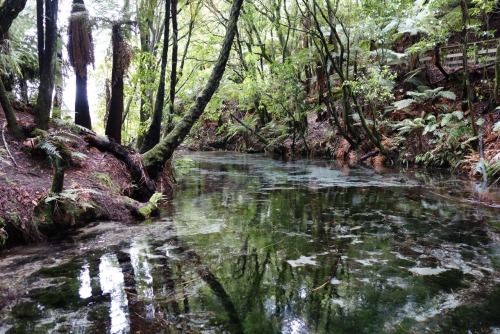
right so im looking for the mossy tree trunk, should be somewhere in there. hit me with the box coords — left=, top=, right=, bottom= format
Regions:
left=0, top=78, right=24, bottom=140
left=142, top=0, right=244, bottom=180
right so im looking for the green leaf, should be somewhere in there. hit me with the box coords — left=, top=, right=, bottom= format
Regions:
left=438, top=90, right=456, bottom=100
left=493, top=121, right=500, bottom=133
left=393, top=99, right=415, bottom=110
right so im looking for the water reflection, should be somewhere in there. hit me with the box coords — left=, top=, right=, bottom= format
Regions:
left=78, top=260, right=92, bottom=299
left=129, top=240, right=155, bottom=318
left=1, top=153, right=500, bottom=333
left=99, top=253, right=130, bottom=334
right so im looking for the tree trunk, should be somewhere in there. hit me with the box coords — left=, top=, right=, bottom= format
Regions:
left=75, top=71, right=92, bottom=129
left=52, top=36, right=63, bottom=119
left=85, top=135, right=156, bottom=201
left=68, top=0, right=94, bottom=129
left=105, top=24, right=125, bottom=144
left=0, top=78, right=24, bottom=140
left=142, top=0, right=244, bottom=180
left=495, top=42, right=500, bottom=104
left=434, top=44, right=449, bottom=81
left=0, top=0, right=27, bottom=40
left=460, top=0, right=477, bottom=137
left=140, top=0, right=171, bottom=153
left=35, top=0, right=58, bottom=130
left=167, top=0, right=179, bottom=132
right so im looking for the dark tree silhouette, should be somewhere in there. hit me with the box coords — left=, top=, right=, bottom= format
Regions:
left=105, top=23, right=132, bottom=144
left=68, top=0, right=94, bottom=129
left=35, top=0, right=59, bottom=130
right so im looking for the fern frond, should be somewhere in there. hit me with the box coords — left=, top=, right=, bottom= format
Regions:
left=37, top=140, right=62, bottom=160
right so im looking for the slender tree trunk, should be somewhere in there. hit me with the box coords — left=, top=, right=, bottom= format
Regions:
left=35, top=0, right=58, bottom=130
left=52, top=34, right=63, bottom=119
left=167, top=0, right=179, bottom=133
left=75, top=71, right=92, bottom=129
left=140, top=0, right=171, bottom=153
left=460, top=0, right=477, bottom=137
left=105, top=24, right=125, bottom=144
left=142, top=0, right=244, bottom=179
left=0, top=78, right=24, bottom=140
left=434, top=44, right=449, bottom=81
left=495, top=42, right=500, bottom=104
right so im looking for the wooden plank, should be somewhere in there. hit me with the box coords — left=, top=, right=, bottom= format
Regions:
left=443, top=60, right=464, bottom=65
left=419, top=56, right=432, bottom=62
left=477, top=48, right=497, bottom=55
left=444, top=52, right=463, bottom=57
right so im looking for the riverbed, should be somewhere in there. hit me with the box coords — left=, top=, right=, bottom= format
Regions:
left=1, top=152, right=499, bottom=333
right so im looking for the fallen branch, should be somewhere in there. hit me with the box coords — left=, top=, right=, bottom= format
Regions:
left=358, top=149, right=379, bottom=163
left=229, top=113, right=269, bottom=145
left=2, top=122, right=18, bottom=167
left=84, top=135, right=156, bottom=201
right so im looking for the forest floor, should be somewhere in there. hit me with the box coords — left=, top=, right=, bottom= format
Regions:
left=0, top=104, right=140, bottom=248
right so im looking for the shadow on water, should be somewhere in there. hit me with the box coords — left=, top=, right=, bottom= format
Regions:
left=1, top=152, right=500, bottom=333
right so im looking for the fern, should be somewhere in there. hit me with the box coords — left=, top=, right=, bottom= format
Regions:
left=37, top=140, right=62, bottom=160
left=393, top=98, right=416, bottom=110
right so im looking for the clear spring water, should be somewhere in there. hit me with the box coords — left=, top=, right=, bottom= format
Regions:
left=1, top=152, right=499, bottom=333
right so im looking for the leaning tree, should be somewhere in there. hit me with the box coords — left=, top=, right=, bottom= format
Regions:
left=68, top=0, right=94, bottom=129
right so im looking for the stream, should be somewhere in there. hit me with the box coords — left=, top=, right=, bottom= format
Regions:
left=1, top=152, right=500, bottom=333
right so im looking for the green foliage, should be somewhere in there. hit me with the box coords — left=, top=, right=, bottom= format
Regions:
left=394, top=86, right=456, bottom=110
left=44, top=188, right=98, bottom=210
left=414, top=111, right=475, bottom=167
left=30, top=129, right=86, bottom=168
left=173, top=157, right=195, bottom=176
left=348, top=66, right=397, bottom=107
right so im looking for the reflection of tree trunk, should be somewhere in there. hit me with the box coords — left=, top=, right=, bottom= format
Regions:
left=177, top=263, right=190, bottom=313
left=153, top=245, right=181, bottom=314
left=195, top=260, right=242, bottom=331
left=241, top=250, right=270, bottom=314
left=169, top=236, right=243, bottom=332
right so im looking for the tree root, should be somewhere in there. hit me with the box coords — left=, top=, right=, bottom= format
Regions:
left=84, top=135, right=157, bottom=201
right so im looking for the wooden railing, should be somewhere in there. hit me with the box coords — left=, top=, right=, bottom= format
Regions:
left=419, top=38, right=499, bottom=68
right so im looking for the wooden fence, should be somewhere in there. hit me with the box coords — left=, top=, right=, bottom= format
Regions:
left=419, top=38, right=499, bottom=68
